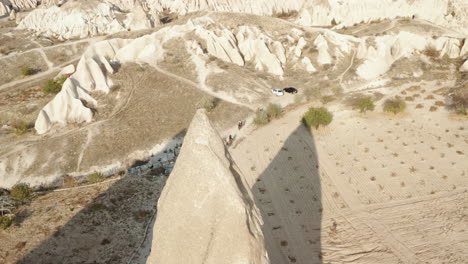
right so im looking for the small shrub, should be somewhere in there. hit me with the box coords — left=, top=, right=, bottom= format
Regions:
left=196, top=95, right=217, bottom=112
left=253, top=110, right=269, bottom=126
left=429, top=106, right=438, bottom=112
left=302, top=107, right=333, bottom=129
left=266, top=103, right=282, bottom=119
left=355, top=96, right=375, bottom=113
left=383, top=98, right=406, bottom=114
left=10, top=183, right=33, bottom=203
left=87, top=172, right=105, bottom=183
left=0, top=215, right=15, bottom=229
left=21, top=67, right=37, bottom=77
left=42, top=76, right=67, bottom=94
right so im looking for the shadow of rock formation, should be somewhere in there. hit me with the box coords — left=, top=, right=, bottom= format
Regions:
left=252, top=125, right=323, bottom=264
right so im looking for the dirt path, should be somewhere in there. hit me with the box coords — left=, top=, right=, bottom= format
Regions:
left=31, top=40, right=54, bottom=69
left=153, top=64, right=254, bottom=110
left=0, top=36, right=104, bottom=91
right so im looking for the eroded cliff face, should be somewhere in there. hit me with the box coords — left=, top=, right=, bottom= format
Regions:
left=147, top=109, right=268, bottom=264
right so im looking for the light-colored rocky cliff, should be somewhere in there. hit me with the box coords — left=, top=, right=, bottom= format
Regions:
left=147, top=109, right=268, bottom=264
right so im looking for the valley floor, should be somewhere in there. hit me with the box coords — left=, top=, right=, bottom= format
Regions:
left=230, top=85, right=468, bottom=263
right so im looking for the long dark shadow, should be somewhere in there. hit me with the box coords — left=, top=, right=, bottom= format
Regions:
left=16, top=131, right=185, bottom=264
left=252, top=124, right=322, bottom=264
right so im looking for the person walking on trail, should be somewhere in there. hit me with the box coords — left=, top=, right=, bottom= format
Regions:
left=227, top=135, right=233, bottom=146
left=238, top=120, right=244, bottom=130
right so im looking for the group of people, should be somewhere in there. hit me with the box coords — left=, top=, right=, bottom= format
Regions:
left=226, top=120, right=245, bottom=146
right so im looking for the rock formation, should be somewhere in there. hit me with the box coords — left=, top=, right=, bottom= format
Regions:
left=147, top=109, right=268, bottom=264
left=297, top=0, right=468, bottom=35
left=15, top=0, right=468, bottom=39
left=35, top=38, right=130, bottom=134
left=0, top=0, right=11, bottom=17
left=34, top=14, right=467, bottom=134
left=34, top=17, right=309, bottom=133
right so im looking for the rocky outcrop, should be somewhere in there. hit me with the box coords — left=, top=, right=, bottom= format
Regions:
left=296, top=0, right=468, bottom=35
left=124, top=1, right=152, bottom=31
left=460, top=60, right=468, bottom=72
left=34, top=17, right=314, bottom=133
left=17, top=2, right=127, bottom=39
left=356, top=32, right=464, bottom=80
left=147, top=109, right=268, bottom=264
left=0, top=0, right=11, bottom=17
left=35, top=38, right=130, bottom=134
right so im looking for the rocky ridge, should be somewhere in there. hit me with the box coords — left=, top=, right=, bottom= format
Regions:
left=9, top=0, right=468, bottom=38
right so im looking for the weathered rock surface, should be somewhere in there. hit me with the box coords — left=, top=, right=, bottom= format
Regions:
left=15, top=0, right=468, bottom=39
left=34, top=14, right=468, bottom=134
left=34, top=17, right=311, bottom=133
left=296, top=0, right=468, bottom=35
left=460, top=60, right=468, bottom=72
left=147, top=109, right=268, bottom=264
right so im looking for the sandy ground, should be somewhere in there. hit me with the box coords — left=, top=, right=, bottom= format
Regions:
left=0, top=169, right=168, bottom=264
left=230, top=81, right=468, bottom=263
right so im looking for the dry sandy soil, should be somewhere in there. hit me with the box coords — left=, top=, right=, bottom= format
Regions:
left=0, top=170, right=167, bottom=264
left=229, top=80, right=468, bottom=263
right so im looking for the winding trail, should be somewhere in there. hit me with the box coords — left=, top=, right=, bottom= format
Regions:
left=0, top=36, right=105, bottom=91
left=31, top=40, right=54, bottom=69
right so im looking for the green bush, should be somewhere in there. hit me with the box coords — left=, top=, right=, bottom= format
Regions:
left=355, top=96, right=375, bottom=113
left=266, top=103, right=282, bottom=119
left=0, top=215, right=15, bottom=230
left=21, top=67, right=37, bottom=77
left=383, top=98, right=406, bottom=114
left=88, top=172, right=105, bottom=184
left=253, top=110, right=269, bottom=126
left=10, top=183, right=33, bottom=203
left=42, top=76, right=67, bottom=95
left=302, top=107, right=333, bottom=129
left=196, top=96, right=217, bottom=112
left=253, top=104, right=283, bottom=126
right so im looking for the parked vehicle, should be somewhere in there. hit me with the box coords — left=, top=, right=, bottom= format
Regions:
left=271, top=89, right=284, bottom=96
left=283, top=87, right=298, bottom=94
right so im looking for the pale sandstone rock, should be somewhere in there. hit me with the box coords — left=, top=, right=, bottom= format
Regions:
left=314, top=34, right=332, bottom=65
left=125, top=1, right=152, bottom=31
left=236, top=26, right=284, bottom=75
left=146, top=109, right=268, bottom=264
left=56, top=64, right=75, bottom=77
left=17, top=2, right=126, bottom=39
left=0, top=0, right=11, bottom=17
left=35, top=38, right=130, bottom=134
left=460, top=60, right=468, bottom=72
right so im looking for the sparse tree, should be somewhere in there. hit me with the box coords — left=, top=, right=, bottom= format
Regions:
left=356, top=96, right=375, bottom=113
left=302, top=107, right=333, bottom=129
left=10, top=183, right=33, bottom=203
